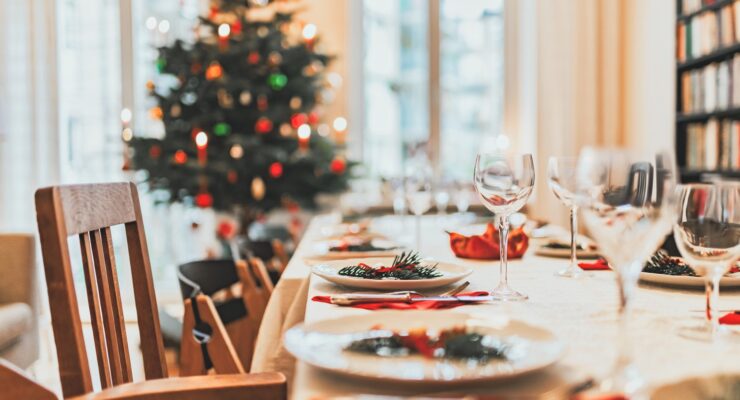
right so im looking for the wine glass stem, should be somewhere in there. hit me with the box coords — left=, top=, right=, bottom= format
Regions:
left=569, top=206, right=578, bottom=272
left=706, top=272, right=722, bottom=336
left=615, top=267, right=637, bottom=373
left=498, top=215, right=510, bottom=288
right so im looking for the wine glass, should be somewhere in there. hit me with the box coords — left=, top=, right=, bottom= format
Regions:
left=474, top=153, right=535, bottom=301
left=547, top=157, right=587, bottom=278
left=576, top=147, right=677, bottom=397
left=406, top=177, right=432, bottom=251
left=673, top=182, right=740, bottom=342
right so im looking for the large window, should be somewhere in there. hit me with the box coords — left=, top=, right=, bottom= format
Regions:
left=361, top=0, right=505, bottom=179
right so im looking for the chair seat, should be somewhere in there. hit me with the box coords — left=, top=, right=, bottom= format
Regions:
left=69, top=372, right=286, bottom=400
left=0, top=303, right=32, bottom=350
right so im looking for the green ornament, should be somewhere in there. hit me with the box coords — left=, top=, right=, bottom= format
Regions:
left=214, top=122, right=231, bottom=136
left=267, top=73, right=288, bottom=90
left=156, top=58, right=166, bottom=73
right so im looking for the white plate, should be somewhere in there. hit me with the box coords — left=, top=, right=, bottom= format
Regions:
left=311, top=257, right=472, bottom=290
left=651, top=374, right=740, bottom=400
left=304, top=239, right=404, bottom=262
left=639, top=271, right=740, bottom=288
left=284, top=310, right=565, bottom=384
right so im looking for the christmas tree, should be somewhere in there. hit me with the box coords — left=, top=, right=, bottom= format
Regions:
left=125, top=0, right=351, bottom=221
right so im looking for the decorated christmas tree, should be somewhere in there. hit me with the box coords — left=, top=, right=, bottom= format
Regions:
left=125, top=0, right=351, bottom=225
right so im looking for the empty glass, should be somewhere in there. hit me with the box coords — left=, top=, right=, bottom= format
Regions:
left=474, top=153, right=535, bottom=301
left=547, top=157, right=586, bottom=278
left=577, top=147, right=676, bottom=397
left=406, top=177, right=432, bottom=251
left=673, top=182, right=740, bottom=342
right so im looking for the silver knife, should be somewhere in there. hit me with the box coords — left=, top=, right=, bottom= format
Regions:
left=329, top=293, right=493, bottom=306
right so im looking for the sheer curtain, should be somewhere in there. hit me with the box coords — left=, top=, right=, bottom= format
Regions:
left=0, top=0, right=60, bottom=231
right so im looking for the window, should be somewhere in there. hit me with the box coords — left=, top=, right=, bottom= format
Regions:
left=361, top=0, right=505, bottom=179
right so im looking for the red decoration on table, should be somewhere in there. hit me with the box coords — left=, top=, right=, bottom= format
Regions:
left=578, top=259, right=611, bottom=271
left=730, top=265, right=739, bottom=274
left=329, top=158, right=346, bottom=174
left=448, top=223, right=528, bottom=260
left=312, top=291, right=489, bottom=311
left=255, top=117, right=273, bottom=134
left=194, top=192, right=213, bottom=208
left=719, top=312, right=740, bottom=325
left=269, top=162, right=283, bottom=178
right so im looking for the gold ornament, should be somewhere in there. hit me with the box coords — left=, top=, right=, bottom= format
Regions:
left=230, top=144, right=244, bottom=159
left=170, top=104, right=182, bottom=117
left=257, top=26, right=269, bottom=37
left=279, top=123, right=292, bottom=136
left=217, top=88, right=234, bottom=108
left=289, top=96, right=302, bottom=110
left=268, top=51, right=283, bottom=66
left=251, top=177, right=266, bottom=200
left=239, top=91, right=252, bottom=105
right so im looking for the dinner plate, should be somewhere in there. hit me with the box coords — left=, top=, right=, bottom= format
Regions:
left=284, top=310, right=565, bottom=384
left=304, top=239, right=404, bottom=262
left=651, top=374, right=740, bottom=400
left=639, top=271, right=740, bottom=288
left=311, top=257, right=472, bottom=290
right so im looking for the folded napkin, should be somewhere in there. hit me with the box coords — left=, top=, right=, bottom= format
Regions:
left=448, top=223, right=529, bottom=260
left=720, top=312, right=740, bottom=325
left=578, top=259, right=611, bottom=271
left=312, top=291, right=490, bottom=310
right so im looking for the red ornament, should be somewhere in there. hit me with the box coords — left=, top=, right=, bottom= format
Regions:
left=269, top=162, right=283, bottom=178
left=216, top=220, right=237, bottom=240
left=173, top=150, right=188, bottom=164
left=329, top=158, right=346, bottom=174
left=255, top=117, right=273, bottom=134
left=231, top=20, right=243, bottom=35
left=247, top=51, right=260, bottom=65
left=308, top=111, right=319, bottom=125
left=195, top=192, right=213, bottom=208
left=290, top=113, right=308, bottom=129
left=257, top=95, right=268, bottom=111
left=149, top=145, right=162, bottom=159
left=205, top=62, right=223, bottom=80
left=227, top=170, right=238, bottom=183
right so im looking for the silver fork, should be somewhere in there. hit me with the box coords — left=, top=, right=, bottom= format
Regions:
left=382, top=281, right=471, bottom=297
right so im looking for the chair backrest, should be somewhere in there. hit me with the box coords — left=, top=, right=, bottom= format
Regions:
left=34, top=183, right=167, bottom=398
left=178, top=259, right=241, bottom=299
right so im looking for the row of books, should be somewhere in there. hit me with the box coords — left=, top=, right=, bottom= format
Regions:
left=680, top=54, right=740, bottom=113
left=685, top=118, right=740, bottom=169
left=676, top=0, right=739, bottom=62
left=681, top=0, right=730, bottom=16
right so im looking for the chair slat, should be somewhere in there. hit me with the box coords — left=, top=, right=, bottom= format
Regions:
left=100, top=227, right=133, bottom=383
left=125, top=184, right=168, bottom=380
left=79, top=232, right=112, bottom=388
left=90, top=229, right=125, bottom=385
left=57, top=183, right=136, bottom=235
left=249, top=258, right=275, bottom=295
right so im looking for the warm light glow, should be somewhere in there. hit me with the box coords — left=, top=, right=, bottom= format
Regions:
left=317, top=124, right=330, bottom=137
left=195, top=131, right=208, bottom=148
left=121, top=128, right=133, bottom=142
left=230, top=144, right=244, bottom=159
left=302, top=24, right=317, bottom=40
left=218, top=23, right=230, bottom=37
left=332, top=117, right=347, bottom=132
left=158, top=19, right=170, bottom=34
left=297, top=124, right=311, bottom=139
left=120, top=108, right=132, bottom=124
left=145, top=16, right=158, bottom=30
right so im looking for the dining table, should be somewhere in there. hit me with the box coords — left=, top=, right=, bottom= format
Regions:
left=250, top=213, right=740, bottom=399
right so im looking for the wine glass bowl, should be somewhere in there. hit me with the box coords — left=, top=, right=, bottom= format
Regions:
left=673, top=182, right=740, bottom=342
left=547, top=157, right=586, bottom=278
left=474, top=153, right=535, bottom=301
left=576, top=147, right=677, bottom=396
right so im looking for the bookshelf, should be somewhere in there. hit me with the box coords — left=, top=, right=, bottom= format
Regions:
left=676, top=0, right=740, bottom=182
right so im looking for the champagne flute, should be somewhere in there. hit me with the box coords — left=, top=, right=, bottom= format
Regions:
left=547, top=157, right=586, bottom=278
left=577, top=147, right=676, bottom=397
left=474, top=153, right=535, bottom=301
left=673, top=182, right=740, bottom=342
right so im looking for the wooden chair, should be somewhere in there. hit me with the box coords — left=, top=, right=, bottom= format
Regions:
left=34, top=183, right=286, bottom=399
left=178, top=259, right=272, bottom=375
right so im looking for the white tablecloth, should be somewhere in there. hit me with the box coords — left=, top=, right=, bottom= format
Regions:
left=252, top=214, right=740, bottom=399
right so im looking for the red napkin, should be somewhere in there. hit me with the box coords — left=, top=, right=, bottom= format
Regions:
left=578, top=259, right=611, bottom=271
left=448, top=223, right=529, bottom=260
left=312, top=291, right=490, bottom=310
left=720, top=312, right=740, bottom=325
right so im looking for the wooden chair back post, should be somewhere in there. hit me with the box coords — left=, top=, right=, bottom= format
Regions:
left=270, top=239, right=289, bottom=273
left=248, top=257, right=275, bottom=295
left=35, top=183, right=167, bottom=398
left=179, top=294, right=244, bottom=376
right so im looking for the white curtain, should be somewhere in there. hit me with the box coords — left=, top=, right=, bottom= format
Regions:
left=0, top=0, right=60, bottom=231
